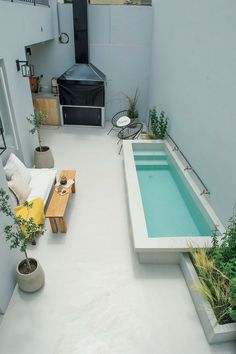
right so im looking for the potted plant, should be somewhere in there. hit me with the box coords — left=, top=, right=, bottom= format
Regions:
left=0, top=189, right=45, bottom=292
left=181, top=207, right=236, bottom=343
left=144, top=107, right=168, bottom=139
left=27, top=110, right=54, bottom=168
left=124, top=89, right=139, bottom=122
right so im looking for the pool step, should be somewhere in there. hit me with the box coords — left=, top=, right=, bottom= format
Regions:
left=135, top=156, right=167, bottom=162
left=135, top=160, right=168, bottom=166
left=134, top=150, right=166, bottom=157
left=134, top=153, right=167, bottom=162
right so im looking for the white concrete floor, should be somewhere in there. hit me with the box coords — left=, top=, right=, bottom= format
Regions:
left=0, top=125, right=235, bottom=354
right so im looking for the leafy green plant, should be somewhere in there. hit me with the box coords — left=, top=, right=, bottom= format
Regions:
left=0, top=189, right=45, bottom=273
left=229, top=278, right=236, bottom=321
left=148, top=107, right=168, bottom=139
left=211, top=204, right=236, bottom=279
left=191, top=248, right=236, bottom=324
left=191, top=204, right=236, bottom=324
left=148, top=107, right=158, bottom=137
left=158, top=111, right=168, bottom=139
left=27, top=110, right=47, bottom=152
left=124, top=89, right=139, bottom=121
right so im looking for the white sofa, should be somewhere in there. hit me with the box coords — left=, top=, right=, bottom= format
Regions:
left=27, top=168, right=57, bottom=206
left=4, top=153, right=57, bottom=207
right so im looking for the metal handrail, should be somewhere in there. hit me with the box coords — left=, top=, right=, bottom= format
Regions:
left=8, top=0, right=50, bottom=6
left=167, top=133, right=210, bottom=195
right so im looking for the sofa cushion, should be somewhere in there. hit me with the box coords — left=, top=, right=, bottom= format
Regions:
left=8, top=170, right=32, bottom=205
left=4, top=153, right=31, bottom=183
left=8, top=189, right=19, bottom=208
left=27, top=168, right=57, bottom=206
left=15, top=198, right=45, bottom=238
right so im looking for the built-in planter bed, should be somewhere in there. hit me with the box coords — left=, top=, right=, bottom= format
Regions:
left=180, top=254, right=236, bottom=344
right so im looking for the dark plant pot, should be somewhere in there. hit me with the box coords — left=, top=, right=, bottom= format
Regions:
left=16, top=258, right=45, bottom=293
left=60, top=178, right=67, bottom=185
left=34, top=146, right=54, bottom=168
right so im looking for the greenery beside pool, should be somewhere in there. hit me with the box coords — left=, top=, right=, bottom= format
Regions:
left=191, top=206, right=236, bottom=325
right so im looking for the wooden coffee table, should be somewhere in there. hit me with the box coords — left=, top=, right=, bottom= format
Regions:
left=45, top=170, right=76, bottom=233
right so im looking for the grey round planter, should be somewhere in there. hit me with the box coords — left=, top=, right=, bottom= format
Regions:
left=34, top=146, right=54, bottom=168
left=16, top=258, right=45, bottom=293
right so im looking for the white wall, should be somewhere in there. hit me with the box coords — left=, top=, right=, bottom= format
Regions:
left=0, top=0, right=54, bottom=166
left=27, top=4, right=153, bottom=123
left=149, top=0, right=236, bottom=224
left=28, top=3, right=75, bottom=91
left=89, top=5, right=153, bottom=121
left=0, top=0, right=54, bottom=313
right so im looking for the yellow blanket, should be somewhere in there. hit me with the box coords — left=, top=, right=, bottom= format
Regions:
left=15, top=198, right=45, bottom=238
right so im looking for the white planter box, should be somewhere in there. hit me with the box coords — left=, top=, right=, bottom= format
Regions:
left=180, top=254, right=236, bottom=344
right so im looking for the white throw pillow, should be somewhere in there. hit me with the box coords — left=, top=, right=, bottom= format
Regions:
left=8, top=170, right=32, bottom=205
left=4, top=153, right=31, bottom=183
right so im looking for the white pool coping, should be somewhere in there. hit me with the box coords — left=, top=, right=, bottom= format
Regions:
left=123, top=139, right=225, bottom=252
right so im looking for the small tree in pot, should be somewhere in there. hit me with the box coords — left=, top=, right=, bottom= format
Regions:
left=0, top=189, right=45, bottom=292
left=27, top=110, right=54, bottom=168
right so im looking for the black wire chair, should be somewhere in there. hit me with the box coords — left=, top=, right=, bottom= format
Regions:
left=107, top=110, right=138, bottom=135
left=117, top=122, right=143, bottom=154
left=107, top=110, right=129, bottom=135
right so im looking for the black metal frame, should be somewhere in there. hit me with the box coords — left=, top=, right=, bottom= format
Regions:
left=167, top=133, right=210, bottom=195
left=0, top=127, right=7, bottom=156
left=16, top=60, right=34, bottom=77
left=118, top=122, right=143, bottom=154
left=10, top=0, right=50, bottom=7
left=16, top=60, right=27, bottom=72
left=107, top=110, right=139, bottom=136
left=107, top=110, right=128, bottom=135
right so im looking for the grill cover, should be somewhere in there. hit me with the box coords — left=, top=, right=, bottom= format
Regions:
left=58, top=63, right=105, bottom=107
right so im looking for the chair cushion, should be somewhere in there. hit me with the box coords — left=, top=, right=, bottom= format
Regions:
left=116, top=116, right=131, bottom=127
left=4, top=153, right=31, bottom=183
left=8, top=170, right=32, bottom=205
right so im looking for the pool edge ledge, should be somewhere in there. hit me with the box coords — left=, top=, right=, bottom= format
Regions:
left=137, top=251, right=181, bottom=264
left=180, top=254, right=236, bottom=344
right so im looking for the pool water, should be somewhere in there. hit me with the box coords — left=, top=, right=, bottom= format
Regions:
left=135, top=152, right=212, bottom=238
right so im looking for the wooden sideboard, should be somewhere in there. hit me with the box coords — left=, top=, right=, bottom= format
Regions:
left=33, top=93, right=61, bottom=126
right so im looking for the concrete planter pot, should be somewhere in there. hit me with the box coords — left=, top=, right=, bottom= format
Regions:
left=16, top=258, right=45, bottom=293
left=34, top=146, right=54, bottom=168
left=180, top=254, right=236, bottom=344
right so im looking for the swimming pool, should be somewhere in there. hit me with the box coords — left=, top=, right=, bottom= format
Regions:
left=123, top=140, right=224, bottom=263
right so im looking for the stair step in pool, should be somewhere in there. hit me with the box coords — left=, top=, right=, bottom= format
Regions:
left=135, top=160, right=168, bottom=166
left=134, top=155, right=167, bottom=161
left=133, top=150, right=166, bottom=157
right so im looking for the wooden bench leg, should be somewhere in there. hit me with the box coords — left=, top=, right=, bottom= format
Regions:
left=49, top=218, right=58, bottom=233
left=72, top=178, right=76, bottom=193
left=59, top=217, right=67, bottom=233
